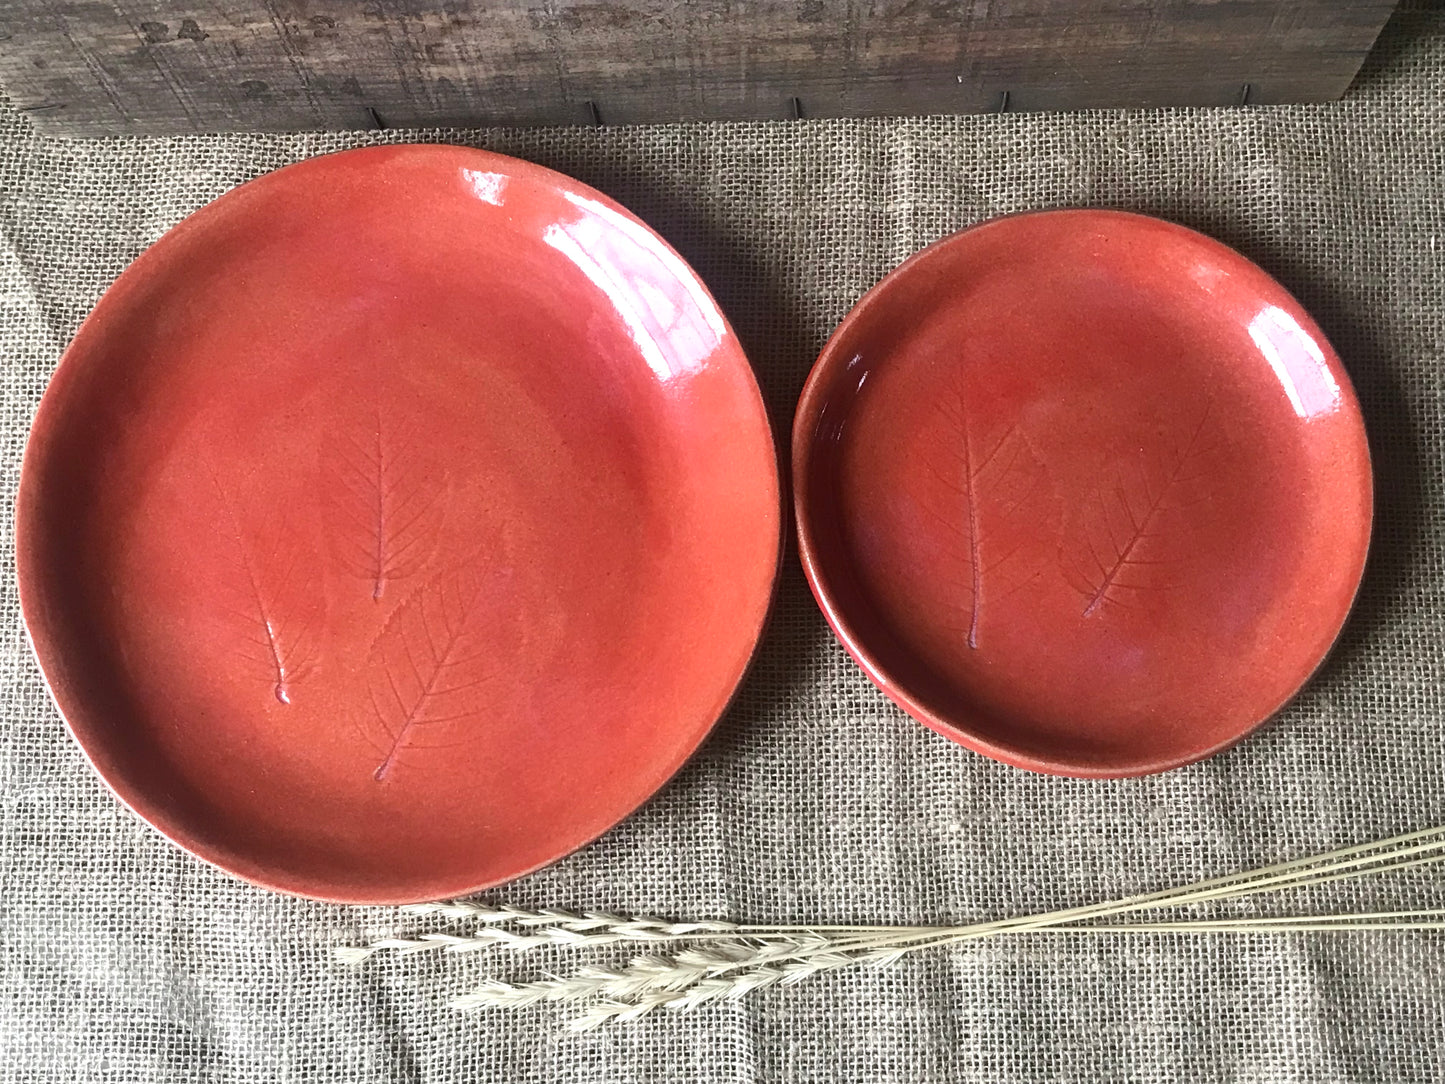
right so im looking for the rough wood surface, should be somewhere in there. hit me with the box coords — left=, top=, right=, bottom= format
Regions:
left=0, top=1, right=1399, bottom=136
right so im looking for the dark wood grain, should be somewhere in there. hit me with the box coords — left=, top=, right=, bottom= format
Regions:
left=0, top=1, right=1399, bottom=136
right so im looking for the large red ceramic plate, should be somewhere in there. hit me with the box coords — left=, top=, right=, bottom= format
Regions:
left=17, top=146, right=780, bottom=902
left=794, top=210, right=1371, bottom=777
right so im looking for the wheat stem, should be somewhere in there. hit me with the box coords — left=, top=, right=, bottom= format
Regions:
left=561, top=841, right=1445, bottom=997
left=334, top=827, right=1445, bottom=1027
left=562, top=908, right=1445, bottom=1028
left=342, top=828, right=1445, bottom=963
left=573, top=832, right=1445, bottom=1021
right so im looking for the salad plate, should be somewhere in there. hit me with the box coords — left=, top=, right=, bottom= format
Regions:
left=793, top=210, right=1371, bottom=777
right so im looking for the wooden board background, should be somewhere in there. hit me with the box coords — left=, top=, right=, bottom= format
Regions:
left=0, top=1, right=1400, bottom=137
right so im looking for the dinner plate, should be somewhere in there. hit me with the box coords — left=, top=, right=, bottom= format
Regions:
left=17, top=145, right=780, bottom=902
left=793, top=210, right=1371, bottom=777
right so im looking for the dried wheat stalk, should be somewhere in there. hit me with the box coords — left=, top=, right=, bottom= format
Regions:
left=336, top=826, right=1445, bottom=1028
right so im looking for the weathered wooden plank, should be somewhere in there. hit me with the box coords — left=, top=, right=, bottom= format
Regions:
left=0, top=1, right=1399, bottom=136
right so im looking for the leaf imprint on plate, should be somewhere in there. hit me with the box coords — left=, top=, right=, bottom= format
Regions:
left=1068, top=400, right=1217, bottom=617
left=366, top=566, right=494, bottom=782
left=207, top=464, right=317, bottom=704
left=923, top=388, right=1051, bottom=649
left=325, top=407, right=447, bottom=602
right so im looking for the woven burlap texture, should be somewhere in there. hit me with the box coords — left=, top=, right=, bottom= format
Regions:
left=3, top=6, right=1444, bottom=1082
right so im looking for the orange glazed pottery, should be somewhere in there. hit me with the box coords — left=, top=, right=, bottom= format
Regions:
left=17, top=145, right=781, bottom=902
left=794, top=210, right=1371, bottom=778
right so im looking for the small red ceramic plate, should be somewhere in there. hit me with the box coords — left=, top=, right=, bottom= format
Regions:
left=794, top=210, right=1371, bottom=777
left=17, top=145, right=780, bottom=902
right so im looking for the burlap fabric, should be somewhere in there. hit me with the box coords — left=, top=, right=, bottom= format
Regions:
left=3, top=4, right=1444, bottom=1081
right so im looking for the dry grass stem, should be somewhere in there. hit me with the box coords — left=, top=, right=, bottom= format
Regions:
left=334, top=826, right=1445, bottom=1027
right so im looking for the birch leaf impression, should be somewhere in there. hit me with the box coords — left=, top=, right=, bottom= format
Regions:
left=918, top=385, right=1053, bottom=650
left=206, top=463, right=318, bottom=705
left=362, top=565, right=498, bottom=782
left=325, top=408, right=448, bottom=602
left=1064, top=402, right=1217, bottom=619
